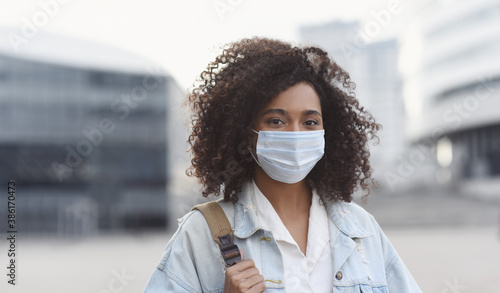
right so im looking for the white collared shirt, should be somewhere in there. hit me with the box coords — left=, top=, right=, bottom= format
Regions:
left=250, top=181, right=333, bottom=293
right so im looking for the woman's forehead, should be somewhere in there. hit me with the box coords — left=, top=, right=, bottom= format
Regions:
left=262, top=82, right=322, bottom=114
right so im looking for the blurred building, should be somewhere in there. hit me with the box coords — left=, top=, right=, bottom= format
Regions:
left=399, top=0, right=500, bottom=198
left=0, top=28, right=184, bottom=235
left=300, top=21, right=405, bottom=186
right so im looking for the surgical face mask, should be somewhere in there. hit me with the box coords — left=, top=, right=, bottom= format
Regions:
left=248, top=129, right=325, bottom=184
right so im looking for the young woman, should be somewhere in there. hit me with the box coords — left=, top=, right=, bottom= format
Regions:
left=144, top=37, right=422, bottom=292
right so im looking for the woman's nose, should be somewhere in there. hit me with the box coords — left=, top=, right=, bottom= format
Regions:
left=288, top=122, right=301, bottom=132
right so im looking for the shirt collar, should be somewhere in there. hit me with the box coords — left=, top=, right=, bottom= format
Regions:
left=232, top=181, right=372, bottom=239
left=250, top=180, right=295, bottom=243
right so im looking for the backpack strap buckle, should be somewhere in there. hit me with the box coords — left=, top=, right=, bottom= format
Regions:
left=218, top=233, right=242, bottom=266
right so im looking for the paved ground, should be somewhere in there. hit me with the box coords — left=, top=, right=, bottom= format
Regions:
left=385, top=226, right=500, bottom=293
left=1, top=188, right=499, bottom=293
left=353, top=187, right=500, bottom=228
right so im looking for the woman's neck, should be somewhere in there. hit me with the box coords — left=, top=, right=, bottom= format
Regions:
left=253, top=168, right=312, bottom=217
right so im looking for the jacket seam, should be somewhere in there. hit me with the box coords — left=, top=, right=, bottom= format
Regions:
left=385, top=253, right=399, bottom=279
left=332, top=279, right=375, bottom=286
left=158, top=211, right=196, bottom=269
left=153, top=266, right=199, bottom=293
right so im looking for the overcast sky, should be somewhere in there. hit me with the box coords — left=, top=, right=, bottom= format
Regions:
left=0, top=0, right=421, bottom=89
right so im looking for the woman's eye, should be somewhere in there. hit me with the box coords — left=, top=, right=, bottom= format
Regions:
left=268, top=118, right=284, bottom=125
left=304, top=120, right=319, bottom=126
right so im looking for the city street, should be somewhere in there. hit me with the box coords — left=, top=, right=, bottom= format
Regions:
left=1, top=1, right=499, bottom=293
left=1, top=189, right=499, bottom=293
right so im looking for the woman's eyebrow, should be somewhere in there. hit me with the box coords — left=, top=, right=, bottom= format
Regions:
left=303, top=110, right=322, bottom=117
left=261, top=108, right=288, bottom=116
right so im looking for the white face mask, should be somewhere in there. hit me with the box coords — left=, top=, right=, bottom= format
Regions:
left=248, top=129, right=325, bottom=184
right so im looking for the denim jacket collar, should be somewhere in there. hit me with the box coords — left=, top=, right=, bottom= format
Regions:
left=232, top=182, right=264, bottom=239
left=324, top=200, right=374, bottom=238
left=232, top=182, right=373, bottom=239
left=323, top=200, right=374, bottom=275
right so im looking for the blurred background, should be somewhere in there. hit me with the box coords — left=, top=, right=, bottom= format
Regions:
left=0, top=0, right=499, bottom=292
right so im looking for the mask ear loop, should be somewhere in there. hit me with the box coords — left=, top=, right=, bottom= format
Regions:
left=247, top=129, right=262, bottom=168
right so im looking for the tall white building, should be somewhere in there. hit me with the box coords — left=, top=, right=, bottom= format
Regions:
left=399, top=0, right=500, bottom=198
left=300, top=21, right=405, bottom=187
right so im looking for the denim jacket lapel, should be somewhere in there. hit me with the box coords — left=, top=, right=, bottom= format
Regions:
left=232, top=183, right=262, bottom=239
left=229, top=182, right=286, bottom=290
left=325, top=200, right=374, bottom=275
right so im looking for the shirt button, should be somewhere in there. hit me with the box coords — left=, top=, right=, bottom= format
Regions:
left=335, top=271, right=343, bottom=280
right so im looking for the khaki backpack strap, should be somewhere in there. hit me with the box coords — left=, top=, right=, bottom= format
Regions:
left=192, top=201, right=232, bottom=245
left=192, top=201, right=241, bottom=266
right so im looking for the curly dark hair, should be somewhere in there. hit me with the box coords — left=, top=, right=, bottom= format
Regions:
left=187, top=37, right=380, bottom=203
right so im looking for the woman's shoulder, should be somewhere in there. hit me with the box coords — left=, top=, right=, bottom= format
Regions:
left=326, top=199, right=382, bottom=237
left=167, top=199, right=237, bottom=254
left=161, top=209, right=213, bottom=260
left=177, top=199, right=236, bottom=230
left=147, top=203, right=232, bottom=292
left=328, top=199, right=376, bottom=219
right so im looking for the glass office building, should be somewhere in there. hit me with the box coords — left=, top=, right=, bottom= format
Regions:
left=0, top=30, right=183, bottom=235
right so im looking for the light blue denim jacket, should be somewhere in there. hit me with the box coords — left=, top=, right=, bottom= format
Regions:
left=144, top=182, right=422, bottom=292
